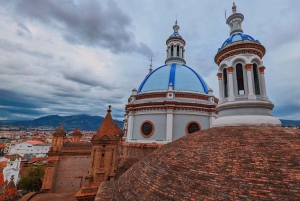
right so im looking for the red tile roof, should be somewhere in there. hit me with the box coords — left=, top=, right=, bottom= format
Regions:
left=110, top=126, right=300, bottom=200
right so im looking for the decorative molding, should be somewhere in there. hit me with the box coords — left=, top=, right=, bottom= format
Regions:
left=227, top=67, right=234, bottom=73
left=217, top=73, right=222, bottom=79
left=136, top=93, right=165, bottom=100
left=259, top=66, right=266, bottom=74
left=245, top=64, right=252, bottom=71
left=140, top=120, right=155, bottom=138
left=175, top=93, right=208, bottom=101
left=215, top=43, right=266, bottom=65
left=216, top=100, right=274, bottom=111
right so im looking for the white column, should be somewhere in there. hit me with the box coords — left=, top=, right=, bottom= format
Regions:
left=217, top=72, right=223, bottom=103
left=259, top=66, right=269, bottom=101
left=126, top=113, right=134, bottom=141
left=166, top=107, right=173, bottom=141
left=245, top=64, right=256, bottom=100
left=166, top=50, right=168, bottom=59
left=168, top=46, right=171, bottom=58
left=227, top=67, right=235, bottom=101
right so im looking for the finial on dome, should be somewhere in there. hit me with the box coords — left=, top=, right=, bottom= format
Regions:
left=149, top=57, right=153, bottom=73
left=107, top=105, right=111, bottom=112
left=232, top=2, right=236, bottom=11
left=175, top=20, right=177, bottom=25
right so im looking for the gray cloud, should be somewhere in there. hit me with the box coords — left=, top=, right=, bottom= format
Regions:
left=5, top=0, right=153, bottom=57
left=0, top=38, right=53, bottom=58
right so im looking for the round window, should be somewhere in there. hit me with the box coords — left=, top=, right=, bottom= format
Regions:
left=186, top=121, right=201, bottom=134
left=140, top=121, right=154, bottom=138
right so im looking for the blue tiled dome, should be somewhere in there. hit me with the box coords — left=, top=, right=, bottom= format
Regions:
left=169, top=33, right=182, bottom=38
left=220, top=33, right=259, bottom=49
left=138, top=64, right=209, bottom=94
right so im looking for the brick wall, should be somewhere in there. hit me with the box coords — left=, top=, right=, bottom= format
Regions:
left=54, top=155, right=90, bottom=193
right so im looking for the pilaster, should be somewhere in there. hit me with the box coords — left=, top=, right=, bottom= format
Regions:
left=227, top=67, right=235, bottom=101
left=245, top=64, right=256, bottom=100
left=259, top=66, right=269, bottom=100
left=217, top=72, right=223, bottom=103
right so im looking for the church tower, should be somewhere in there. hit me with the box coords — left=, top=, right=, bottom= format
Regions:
left=75, top=106, right=122, bottom=200
left=72, top=127, right=83, bottom=143
left=213, top=3, right=281, bottom=127
left=50, top=124, right=66, bottom=152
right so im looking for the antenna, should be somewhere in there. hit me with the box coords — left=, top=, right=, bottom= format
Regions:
left=224, top=9, right=227, bottom=21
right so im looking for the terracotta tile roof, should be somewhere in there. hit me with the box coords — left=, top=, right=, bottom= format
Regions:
left=27, top=140, right=45, bottom=145
left=53, top=124, right=66, bottom=137
left=96, top=106, right=121, bottom=138
left=0, top=144, right=5, bottom=148
left=72, top=127, right=82, bottom=137
left=5, top=154, right=24, bottom=161
left=110, top=126, right=300, bottom=200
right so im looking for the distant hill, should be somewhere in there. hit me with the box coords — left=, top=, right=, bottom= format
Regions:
left=1, top=114, right=123, bottom=131
left=280, top=119, right=300, bottom=126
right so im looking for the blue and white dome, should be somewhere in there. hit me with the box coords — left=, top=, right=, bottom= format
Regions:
left=169, top=33, right=182, bottom=38
left=138, top=63, right=209, bottom=94
left=220, top=33, right=259, bottom=49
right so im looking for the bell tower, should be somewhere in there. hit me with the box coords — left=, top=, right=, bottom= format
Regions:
left=213, top=3, right=281, bottom=127
left=165, top=20, right=186, bottom=65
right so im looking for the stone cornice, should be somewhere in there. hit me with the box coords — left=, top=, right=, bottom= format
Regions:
left=166, top=37, right=186, bottom=46
left=216, top=101, right=274, bottom=112
left=126, top=101, right=216, bottom=113
left=215, top=43, right=266, bottom=65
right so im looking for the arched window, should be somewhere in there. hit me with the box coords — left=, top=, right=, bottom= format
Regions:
left=253, top=63, right=260, bottom=95
left=171, top=45, right=174, bottom=57
left=176, top=45, right=179, bottom=56
left=236, top=63, right=245, bottom=95
left=223, top=68, right=228, bottom=98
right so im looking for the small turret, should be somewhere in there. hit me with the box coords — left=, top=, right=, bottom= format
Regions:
left=226, top=2, right=244, bottom=35
left=165, top=20, right=186, bottom=65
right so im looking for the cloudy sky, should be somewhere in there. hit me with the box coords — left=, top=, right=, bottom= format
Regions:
left=0, top=0, right=299, bottom=121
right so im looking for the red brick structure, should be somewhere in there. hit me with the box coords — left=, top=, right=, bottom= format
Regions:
left=41, top=125, right=92, bottom=193
left=96, top=126, right=300, bottom=200
left=4, top=176, right=19, bottom=201
left=75, top=106, right=122, bottom=201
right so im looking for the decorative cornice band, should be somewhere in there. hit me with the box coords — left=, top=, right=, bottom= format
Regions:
left=215, top=43, right=266, bottom=65
left=216, top=101, right=274, bottom=112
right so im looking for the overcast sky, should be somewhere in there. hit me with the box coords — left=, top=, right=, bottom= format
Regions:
left=0, top=0, right=299, bottom=121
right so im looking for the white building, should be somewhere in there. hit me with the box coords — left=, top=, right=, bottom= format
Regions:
left=123, top=21, right=218, bottom=144
left=8, top=140, right=51, bottom=159
left=0, top=154, right=23, bottom=184
left=212, top=3, right=281, bottom=127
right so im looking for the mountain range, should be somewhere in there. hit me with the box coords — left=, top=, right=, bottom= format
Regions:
left=0, top=115, right=299, bottom=131
left=0, top=114, right=124, bottom=131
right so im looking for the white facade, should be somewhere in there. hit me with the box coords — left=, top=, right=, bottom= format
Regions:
left=9, top=141, right=51, bottom=159
left=0, top=155, right=22, bottom=184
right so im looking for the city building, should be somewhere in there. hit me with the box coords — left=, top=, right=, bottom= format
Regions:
left=8, top=140, right=51, bottom=160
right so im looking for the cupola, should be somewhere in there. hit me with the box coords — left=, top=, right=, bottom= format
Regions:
left=226, top=2, right=244, bottom=35
left=165, top=20, right=186, bottom=65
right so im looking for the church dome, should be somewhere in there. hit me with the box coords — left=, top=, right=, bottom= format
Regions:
left=138, top=64, right=209, bottom=94
left=111, top=126, right=300, bottom=200
left=220, top=33, right=259, bottom=49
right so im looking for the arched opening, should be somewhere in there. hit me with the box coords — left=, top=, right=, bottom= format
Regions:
left=253, top=63, right=260, bottom=95
left=176, top=45, right=179, bottom=57
left=171, top=45, right=174, bottom=57
left=236, top=63, right=245, bottom=95
left=223, top=68, right=228, bottom=98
